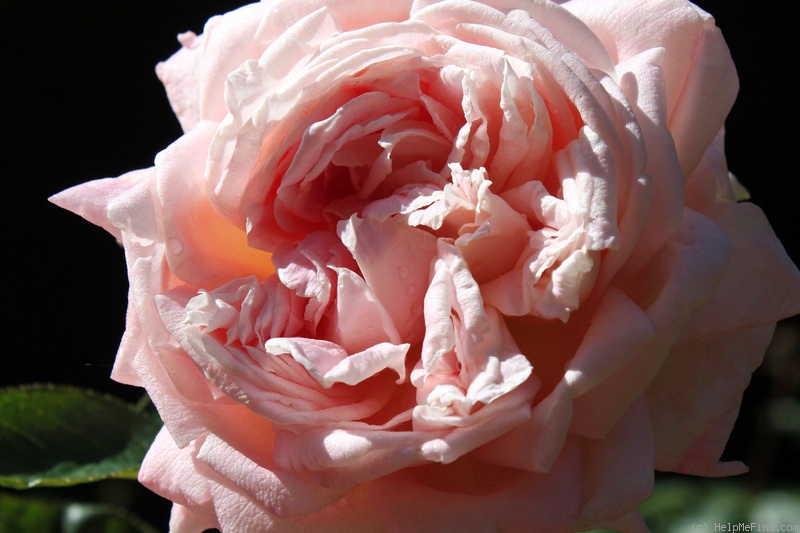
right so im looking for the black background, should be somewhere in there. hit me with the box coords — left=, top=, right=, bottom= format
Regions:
left=2, top=1, right=798, bottom=531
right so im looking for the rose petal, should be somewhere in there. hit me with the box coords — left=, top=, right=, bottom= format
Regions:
left=576, top=397, right=654, bottom=529
left=370, top=438, right=584, bottom=532
left=570, top=208, right=731, bottom=439
left=648, top=324, right=776, bottom=476
left=338, top=215, right=438, bottom=343
left=48, top=169, right=152, bottom=240
left=157, top=3, right=267, bottom=131
left=682, top=202, right=800, bottom=340
left=154, top=121, right=274, bottom=288
left=139, top=429, right=217, bottom=528
left=563, top=0, right=738, bottom=175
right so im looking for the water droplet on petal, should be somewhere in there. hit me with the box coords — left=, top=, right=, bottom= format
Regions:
left=399, top=265, right=410, bottom=279
left=167, top=238, right=183, bottom=255
left=406, top=285, right=416, bottom=296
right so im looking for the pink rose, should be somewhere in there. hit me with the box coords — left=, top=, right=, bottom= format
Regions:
left=52, top=0, right=800, bottom=531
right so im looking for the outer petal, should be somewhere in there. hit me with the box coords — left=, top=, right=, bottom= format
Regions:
left=369, top=440, right=584, bottom=533
left=563, top=0, right=738, bottom=175
left=49, top=169, right=152, bottom=240
left=101, top=150, right=255, bottom=446
left=608, top=51, right=683, bottom=279
left=575, top=398, right=654, bottom=531
left=141, top=428, right=388, bottom=533
left=682, top=202, right=800, bottom=341
left=647, top=324, right=775, bottom=476
left=156, top=3, right=267, bottom=131
left=569, top=208, right=731, bottom=439
left=139, top=429, right=219, bottom=531
left=153, top=120, right=274, bottom=288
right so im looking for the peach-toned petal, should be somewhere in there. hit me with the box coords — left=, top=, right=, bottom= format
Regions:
left=570, top=208, right=731, bottom=439
left=576, top=398, right=654, bottom=529
left=154, top=121, right=274, bottom=288
left=370, top=439, right=585, bottom=532
left=682, top=202, right=800, bottom=341
left=648, top=324, right=775, bottom=476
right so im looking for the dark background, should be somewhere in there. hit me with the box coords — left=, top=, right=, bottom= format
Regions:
left=2, top=1, right=798, bottom=531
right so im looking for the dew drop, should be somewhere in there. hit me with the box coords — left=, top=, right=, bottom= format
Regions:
left=167, top=238, right=183, bottom=255
left=399, top=265, right=410, bottom=279
left=406, top=285, right=416, bottom=296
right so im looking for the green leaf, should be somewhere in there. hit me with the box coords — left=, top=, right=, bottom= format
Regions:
left=0, top=491, right=60, bottom=531
left=0, top=491, right=160, bottom=533
left=0, top=385, right=162, bottom=489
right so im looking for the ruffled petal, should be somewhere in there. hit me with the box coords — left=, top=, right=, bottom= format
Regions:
left=156, top=3, right=267, bottom=131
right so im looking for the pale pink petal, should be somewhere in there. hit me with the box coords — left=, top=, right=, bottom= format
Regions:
left=131, top=332, right=245, bottom=447
left=564, top=288, right=655, bottom=399
left=684, top=130, right=737, bottom=209
left=109, top=296, right=146, bottom=387
left=142, top=429, right=386, bottom=532
left=562, top=0, right=707, bottom=93
left=481, top=83, right=639, bottom=318
left=416, top=380, right=536, bottom=464
left=648, top=324, right=776, bottom=476
left=169, top=503, right=218, bottom=533
left=563, top=0, right=737, bottom=175
left=338, top=215, right=438, bottom=343
left=156, top=3, right=267, bottom=131
left=447, top=165, right=533, bottom=282
left=569, top=208, right=731, bottom=439
left=206, top=480, right=384, bottom=533
left=48, top=169, right=152, bottom=240
left=667, top=15, right=738, bottom=176
left=411, top=242, right=537, bottom=460
left=258, top=0, right=413, bottom=38
left=156, top=31, right=205, bottom=133
left=264, top=338, right=408, bottom=388
left=139, top=429, right=217, bottom=528
left=104, top=172, right=241, bottom=445
left=273, top=427, right=426, bottom=485
left=272, top=232, right=349, bottom=329
left=160, top=277, right=402, bottom=428
left=608, top=51, right=684, bottom=279
left=196, top=434, right=356, bottom=519
left=472, top=380, right=573, bottom=473
left=682, top=203, right=800, bottom=340
left=329, top=267, right=403, bottom=351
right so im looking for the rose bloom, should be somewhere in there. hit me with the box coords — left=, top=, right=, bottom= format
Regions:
left=53, top=0, right=800, bottom=531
